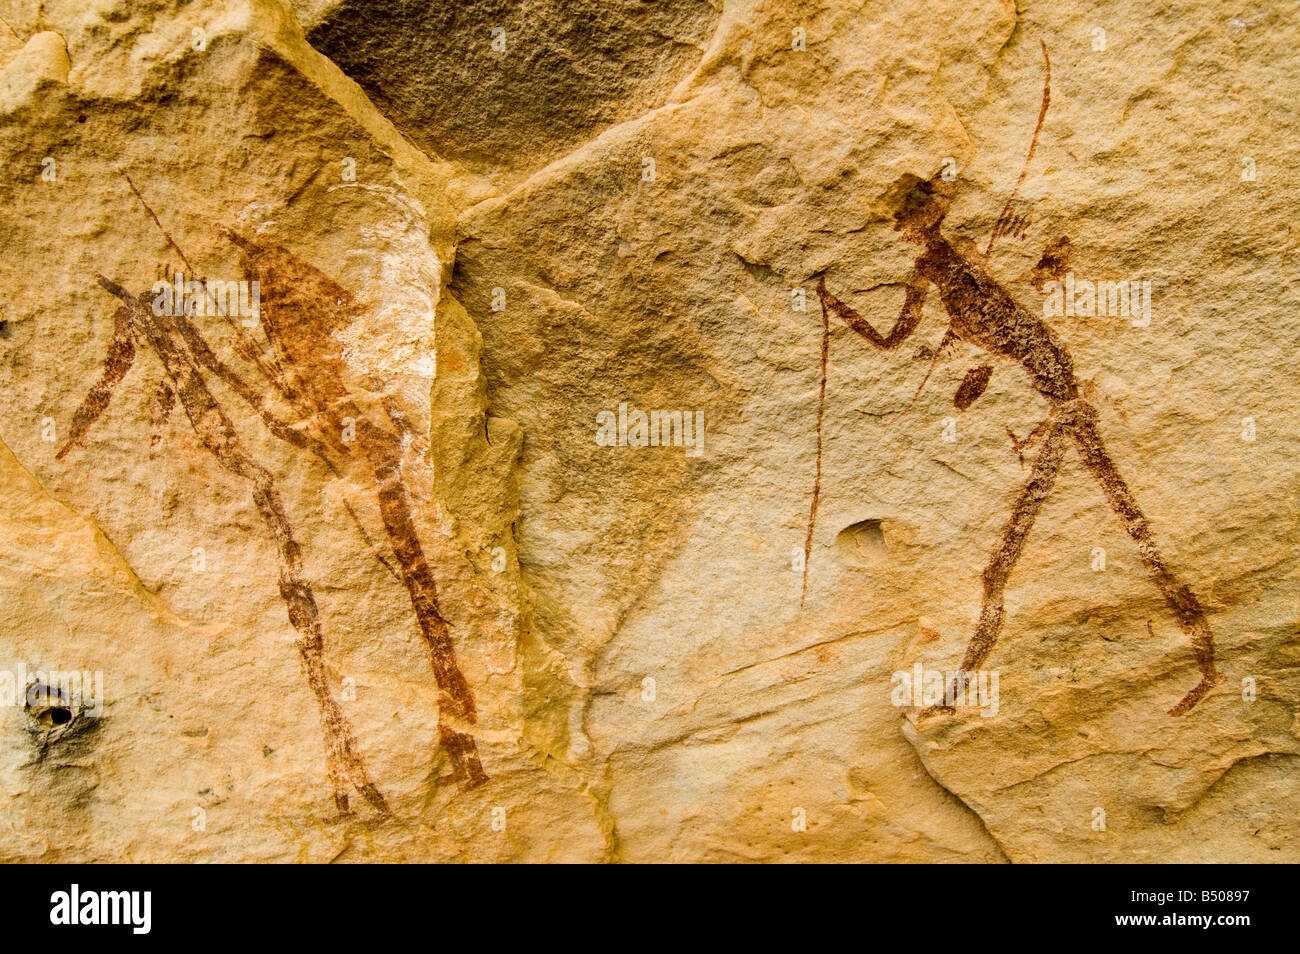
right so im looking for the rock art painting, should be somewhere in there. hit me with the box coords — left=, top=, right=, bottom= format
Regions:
left=811, top=47, right=1218, bottom=718
left=0, top=0, right=1293, bottom=871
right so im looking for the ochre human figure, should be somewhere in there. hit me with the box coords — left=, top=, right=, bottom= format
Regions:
left=817, top=174, right=1220, bottom=715
left=58, top=182, right=490, bottom=811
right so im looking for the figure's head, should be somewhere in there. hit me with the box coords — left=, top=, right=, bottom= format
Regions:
left=881, top=172, right=952, bottom=243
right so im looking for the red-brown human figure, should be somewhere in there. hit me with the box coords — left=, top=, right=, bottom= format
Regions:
left=816, top=172, right=1220, bottom=716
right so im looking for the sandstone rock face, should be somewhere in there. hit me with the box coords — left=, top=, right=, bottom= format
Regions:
left=0, top=0, right=1293, bottom=862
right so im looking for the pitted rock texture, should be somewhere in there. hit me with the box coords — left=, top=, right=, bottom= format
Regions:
left=0, top=0, right=1294, bottom=862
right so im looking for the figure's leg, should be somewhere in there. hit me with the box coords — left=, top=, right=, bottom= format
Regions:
left=1066, top=407, right=1219, bottom=714
left=96, top=281, right=391, bottom=812
left=57, top=305, right=136, bottom=459
left=250, top=482, right=391, bottom=814
left=362, top=429, right=489, bottom=788
left=928, top=418, right=1070, bottom=713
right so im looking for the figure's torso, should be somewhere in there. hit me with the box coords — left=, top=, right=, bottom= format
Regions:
left=916, top=237, right=1079, bottom=402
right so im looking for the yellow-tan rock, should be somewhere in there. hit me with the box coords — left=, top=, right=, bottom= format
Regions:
left=0, top=0, right=1293, bottom=862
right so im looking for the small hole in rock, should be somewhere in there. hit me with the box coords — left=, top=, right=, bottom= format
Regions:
left=0, top=321, right=10, bottom=339
left=836, top=519, right=889, bottom=567
left=25, top=683, right=74, bottom=728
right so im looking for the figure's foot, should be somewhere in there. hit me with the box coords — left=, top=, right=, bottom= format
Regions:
left=325, top=781, right=389, bottom=822
left=439, top=724, right=490, bottom=789
left=325, top=739, right=392, bottom=816
left=1167, top=674, right=1221, bottom=716
left=354, top=780, right=392, bottom=815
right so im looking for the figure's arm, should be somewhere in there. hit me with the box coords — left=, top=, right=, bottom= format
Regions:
left=817, top=272, right=927, bottom=350
left=1031, top=235, right=1073, bottom=286
left=57, top=303, right=136, bottom=459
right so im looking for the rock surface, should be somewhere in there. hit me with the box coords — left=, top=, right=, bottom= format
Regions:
left=0, top=0, right=1294, bottom=862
